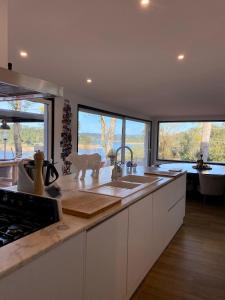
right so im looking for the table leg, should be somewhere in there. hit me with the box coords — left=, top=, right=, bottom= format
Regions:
left=12, top=165, right=18, bottom=185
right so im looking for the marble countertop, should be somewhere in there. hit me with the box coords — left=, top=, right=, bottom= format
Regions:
left=0, top=167, right=185, bottom=279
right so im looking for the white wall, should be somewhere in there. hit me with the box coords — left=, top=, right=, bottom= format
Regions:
left=0, top=0, right=8, bottom=68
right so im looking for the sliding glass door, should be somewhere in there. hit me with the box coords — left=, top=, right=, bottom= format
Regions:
left=78, top=106, right=151, bottom=167
left=125, top=119, right=150, bottom=166
left=78, top=109, right=123, bottom=163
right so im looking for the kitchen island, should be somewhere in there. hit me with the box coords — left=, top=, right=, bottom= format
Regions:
left=0, top=167, right=186, bottom=300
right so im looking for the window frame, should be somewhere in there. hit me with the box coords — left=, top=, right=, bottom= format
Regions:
left=0, top=98, right=54, bottom=161
left=45, top=98, right=55, bottom=161
left=77, top=104, right=152, bottom=166
left=26, top=98, right=55, bottom=161
left=156, top=120, right=225, bottom=165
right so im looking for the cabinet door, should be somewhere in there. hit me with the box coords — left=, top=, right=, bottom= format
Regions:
left=166, top=175, right=186, bottom=211
left=152, top=187, right=168, bottom=261
left=84, top=209, right=128, bottom=300
left=127, top=194, right=154, bottom=298
left=167, top=196, right=185, bottom=241
left=0, top=232, right=85, bottom=300
left=153, top=175, right=186, bottom=260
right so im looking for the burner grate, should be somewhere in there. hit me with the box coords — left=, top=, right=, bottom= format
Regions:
left=0, top=189, right=59, bottom=248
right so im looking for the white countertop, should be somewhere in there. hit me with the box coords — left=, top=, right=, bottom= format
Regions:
left=0, top=167, right=185, bottom=279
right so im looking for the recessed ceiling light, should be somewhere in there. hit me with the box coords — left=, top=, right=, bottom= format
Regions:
left=140, top=0, right=150, bottom=8
left=20, top=51, right=28, bottom=58
left=86, top=78, right=93, bottom=84
left=177, top=54, right=185, bottom=61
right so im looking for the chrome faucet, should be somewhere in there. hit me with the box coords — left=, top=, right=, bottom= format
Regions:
left=111, top=146, right=134, bottom=180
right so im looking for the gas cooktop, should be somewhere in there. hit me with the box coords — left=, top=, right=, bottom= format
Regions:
left=0, top=189, right=59, bottom=248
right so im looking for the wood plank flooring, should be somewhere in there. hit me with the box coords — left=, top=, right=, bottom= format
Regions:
left=132, top=198, right=225, bottom=300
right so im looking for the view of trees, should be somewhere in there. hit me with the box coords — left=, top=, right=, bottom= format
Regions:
left=8, top=100, right=23, bottom=157
left=0, top=100, right=45, bottom=159
left=78, top=111, right=148, bottom=166
left=0, top=125, right=44, bottom=158
left=158, top=122, right=225, bottom=163
left=79, top=131, right=146, bottom=164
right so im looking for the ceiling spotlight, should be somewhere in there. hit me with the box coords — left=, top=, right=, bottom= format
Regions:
left=20, top=51, right=28, bottom=58
left=140, top=0, right=150, bottom=8
left=177, top=54, right=185, bottom=61
left=86, top=78, right=93, bottom=84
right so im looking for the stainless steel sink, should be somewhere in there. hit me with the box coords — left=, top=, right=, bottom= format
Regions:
left=104, top=181, right=141, bottom=189
left=120, top=175, right=161, bottom=184
left=81, top=175, right=162, bottom=198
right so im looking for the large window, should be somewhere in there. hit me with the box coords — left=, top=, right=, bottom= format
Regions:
left=78, top=110, right=123, bottom=161
left=0, top=99, right=51, bottom=160
left=158, top=121, right=225, bottom=163
left=125, top=119, right=150, bottom=166
left=78, top=106, right=151, bottom=166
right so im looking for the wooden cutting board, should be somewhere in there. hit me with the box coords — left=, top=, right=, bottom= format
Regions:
left=62, top=192, right=122, bottom=218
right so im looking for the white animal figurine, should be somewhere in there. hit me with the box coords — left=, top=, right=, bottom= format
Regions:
left=66, top=153, right=101, bottom=180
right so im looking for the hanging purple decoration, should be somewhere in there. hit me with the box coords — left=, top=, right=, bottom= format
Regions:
left=60, top=99, right=72, bottom=175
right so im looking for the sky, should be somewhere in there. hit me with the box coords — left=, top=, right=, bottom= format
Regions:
left=160, top=122, right=224, bottom=133
left=0, top=100, right=44, bottom=113
left=0, top=100, right=45, bottom=128
left=1, top=103, right=147, bottom=134
left=79, top=112, right=146, bottom=135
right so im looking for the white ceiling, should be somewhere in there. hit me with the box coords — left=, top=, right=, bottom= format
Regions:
left=8, top=0, right=225, bottom=117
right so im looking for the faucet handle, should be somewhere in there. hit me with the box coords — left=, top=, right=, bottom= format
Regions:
left=111, top=162, right=122, bottom=180
left=126, top=161, right=133, bottom=168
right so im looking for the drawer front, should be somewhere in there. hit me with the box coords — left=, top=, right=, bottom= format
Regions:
left=167, top=196, right=185, bottom=243
left=167, top=175, right=186, bottom=210
left=127, top=194, right=154, bottom=298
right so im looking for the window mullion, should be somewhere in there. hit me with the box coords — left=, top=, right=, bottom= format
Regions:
left=121, top=118, right=126, bottom=164
left=146, top=123, right=151, bottom=166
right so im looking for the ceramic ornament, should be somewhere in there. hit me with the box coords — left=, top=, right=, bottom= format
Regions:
left=66, top=153, right=101, bottom=180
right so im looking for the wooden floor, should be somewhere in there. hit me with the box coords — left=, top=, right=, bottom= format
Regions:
left=132, top=197, right=225, bottom=300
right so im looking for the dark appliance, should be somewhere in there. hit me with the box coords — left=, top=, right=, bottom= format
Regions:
left=0, top=189, right=59, bottom=248
left=24, top=159, right=59, bottom=186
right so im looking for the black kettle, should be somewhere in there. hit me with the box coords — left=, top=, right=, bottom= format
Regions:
left=24, top=160, right=59, bottom=186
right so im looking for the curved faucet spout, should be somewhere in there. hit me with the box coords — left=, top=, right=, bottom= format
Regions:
left=111, top=145, right=134, bottom=180
left=115, top=146, right=133, bottom=166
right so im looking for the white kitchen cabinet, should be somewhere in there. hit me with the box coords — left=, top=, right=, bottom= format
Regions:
left=0, top=175, right=186, bottom=300
left=153, top=174, right=186, bottom=261
left=166, top=175, right=186, bottom=211
left=0, top=232, right=84, bottom=300
left=165, top=175, right=186, bottom=245
left=152, top=186, right=168, bottom=261
left=84, top=209, right=128, bottom=300
left=127, top=194, right=154, bottom=299
left=167, top=196, right=185, bottom=242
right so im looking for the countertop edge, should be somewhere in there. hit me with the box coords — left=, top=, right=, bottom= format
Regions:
left=0, top=171, right=186, bottom=280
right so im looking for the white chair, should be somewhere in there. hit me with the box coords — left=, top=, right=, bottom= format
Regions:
left=198, top=173, right=225, bottom=203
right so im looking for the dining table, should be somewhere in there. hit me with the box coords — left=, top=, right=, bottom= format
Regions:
left=153, top=162, right=225, bottom=176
